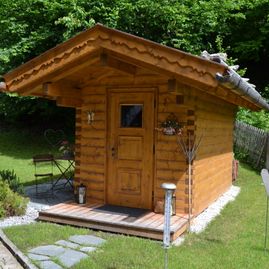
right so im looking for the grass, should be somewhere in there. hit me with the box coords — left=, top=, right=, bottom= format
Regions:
left=0, top=129, right=71, bottom=186
left=3, top=163, right=269, bottom=268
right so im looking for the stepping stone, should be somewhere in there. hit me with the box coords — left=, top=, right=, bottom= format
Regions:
left=80, top=246, right=96, bottom=253
left=29, top=245, right=65, bottom=257
left=69, top=235, right=106, bottom=246
left=39, top=260, right=63, bottom=269
left=55, top=240, right=80, bottom=249
left=28, top=253, right=50, bottom=261
left=57, top=249, right=88, bottom=268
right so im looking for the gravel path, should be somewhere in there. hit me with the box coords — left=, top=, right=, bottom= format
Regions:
left=0, top=181, right=73, bottom=228
left=0, top=205, right=39, bottom=229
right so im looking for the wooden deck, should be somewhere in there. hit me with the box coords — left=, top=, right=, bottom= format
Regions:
left=38, top=202, right=188, bottom=241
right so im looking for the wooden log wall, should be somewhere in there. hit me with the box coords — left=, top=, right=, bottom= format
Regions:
left=75, top=86, right=107, bottom=204
left=73, top=72, right=237, bottom=216
left=155, top=85, right=191, bottom=214
left=191, top=91, right=237, bottom=216
left=171, top=83, right=237, bottom=216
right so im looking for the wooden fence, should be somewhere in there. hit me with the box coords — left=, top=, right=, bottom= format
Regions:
left=234, top=121, right=268, bottom=169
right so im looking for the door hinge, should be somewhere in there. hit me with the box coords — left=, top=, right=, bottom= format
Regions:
left=153, top=144, right=155, bottom=154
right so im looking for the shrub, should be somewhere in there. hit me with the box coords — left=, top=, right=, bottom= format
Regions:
left=236, top=108, right=269, bottom=130
left=0, top=169, right=24, bottom=194
left=0, top=181, right=28, bottom=219
left=233, top=147, right=249, bottom=162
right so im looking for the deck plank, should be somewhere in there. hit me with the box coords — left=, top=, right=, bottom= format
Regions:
left=38, top=202, right=187, bottom=241
left=46, top=203, right=76, bottom=214
left=67, top=206, right=93, bottom=217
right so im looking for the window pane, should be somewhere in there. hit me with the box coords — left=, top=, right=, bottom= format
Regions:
left=121, top=105, right=143, bottom=128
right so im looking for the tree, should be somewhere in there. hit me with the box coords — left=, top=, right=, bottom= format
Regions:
left=0, top=0, right=268, bottom=127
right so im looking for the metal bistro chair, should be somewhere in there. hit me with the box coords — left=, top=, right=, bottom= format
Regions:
left=33, top=154, right=54, bottom=197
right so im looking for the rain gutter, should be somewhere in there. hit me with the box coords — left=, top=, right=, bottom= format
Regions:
left=216, top=69, right=269, bottom=111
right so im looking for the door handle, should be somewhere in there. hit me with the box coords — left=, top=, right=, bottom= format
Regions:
left=111, top=147, right=117, bottom=158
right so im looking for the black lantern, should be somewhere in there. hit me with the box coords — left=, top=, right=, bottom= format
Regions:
left=77, top=184, right=86, bottom=204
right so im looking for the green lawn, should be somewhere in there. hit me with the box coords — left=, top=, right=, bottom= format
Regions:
left=0, top=129, right=70, bottom=185
left=3, top=164, right=269, bottom=268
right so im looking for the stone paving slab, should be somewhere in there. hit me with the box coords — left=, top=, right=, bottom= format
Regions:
left=28, top=253, right=50, bottom=261
left=57, top=249, right=88, bottom=268
left=28, top=234, right=106, bottom=269
left=80, top=246, right=96, bottom=253
left=39, top=260, right=63, bottom=269
left=55, top=240, right=80, bottom=249
left=69, top=235, right=106, bottom=246
left=29, top=245, right=66, bottom=257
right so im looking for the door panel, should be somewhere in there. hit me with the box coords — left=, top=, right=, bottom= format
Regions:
left=107, top=91, right=154, bottom=209
left=117, top=169, right=141, bottom=195
left=118, top=136, right=143, bottom=160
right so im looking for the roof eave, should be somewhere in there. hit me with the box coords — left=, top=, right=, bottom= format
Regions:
left=216, top=70, right=269, bottom=111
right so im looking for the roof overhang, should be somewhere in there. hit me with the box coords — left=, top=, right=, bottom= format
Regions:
left=1, top=23, right=268, bottom=111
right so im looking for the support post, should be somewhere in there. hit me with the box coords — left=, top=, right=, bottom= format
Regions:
left=260, top=169, right=269, bottom=251
left=266, top=134, right=269, bottom=170
left=265, top=197, right=269, bottom=251
left=161, top=183, right=176, bottom=269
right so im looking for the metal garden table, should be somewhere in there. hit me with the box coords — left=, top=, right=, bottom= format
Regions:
left=52, top=156, right=75, bottom=190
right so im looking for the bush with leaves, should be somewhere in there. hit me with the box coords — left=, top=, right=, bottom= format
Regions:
left=0, top=181, right=28, bottom=218
left=236, top=108, right=269, bottom=131
left=0, top=169, right=24, bottom=195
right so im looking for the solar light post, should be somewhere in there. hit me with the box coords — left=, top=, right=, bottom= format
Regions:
left=161, top=183, right=176, bottom=269
left=261, top=169, right=269, bottom=251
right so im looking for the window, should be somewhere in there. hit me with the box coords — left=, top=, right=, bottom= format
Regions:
left=120, top=105, right=143, bottom=128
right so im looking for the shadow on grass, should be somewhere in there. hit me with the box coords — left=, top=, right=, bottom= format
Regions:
left=22, top=173, right=71, bottom=186
left=239, top=162, right=260, bottom=174
left=204, top=237, right=223, bottom=244
left=251, top=246, right=267, bottom=253
left=0, top=130, right=54, bottom=160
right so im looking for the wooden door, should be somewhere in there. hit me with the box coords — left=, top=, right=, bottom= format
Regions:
left=107, top=91, right=155, bottom=209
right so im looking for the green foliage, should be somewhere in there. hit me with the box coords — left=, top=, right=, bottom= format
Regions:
left=233, top=147, right=249, bottom=163
left=0, top=181, right=28, bottom=218
left=1, top=0, right=267, bottom=74
left=0, top=92, right=75, bottom=132
left=0, top=0, right=268, bottom=127
left=236, top=107, right=269, bottom=130
left=0, top=169, right=24, bottom=195
left=261, top=84, right=269, bottom=100
left=225, top=0, right=269, bottom=62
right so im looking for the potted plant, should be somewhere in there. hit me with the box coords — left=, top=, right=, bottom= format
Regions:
left=59, top=140, right=75, bottom=158
left=160, top=113, right=182, bottom=135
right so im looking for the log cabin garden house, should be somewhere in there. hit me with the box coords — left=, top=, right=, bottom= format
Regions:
left=1, top=24, right=268, bottom=241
